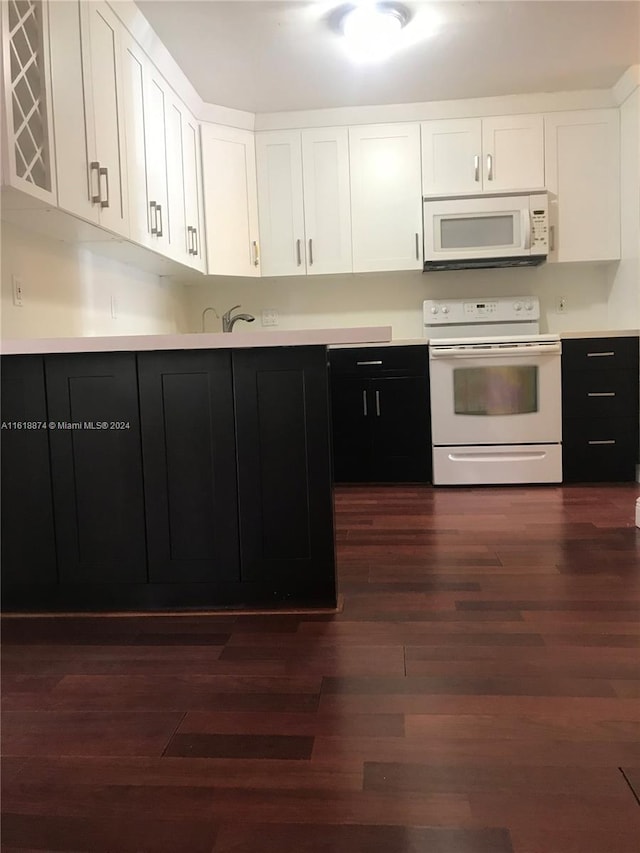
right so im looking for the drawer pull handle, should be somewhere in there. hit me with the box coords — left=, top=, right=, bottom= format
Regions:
left=586, top=351, right=615, bottom=357
left=587, top=392, right=615, bottom=397
left=588, top=440, right=616, bottom=445
left=356, top=360, right=383, bottom=366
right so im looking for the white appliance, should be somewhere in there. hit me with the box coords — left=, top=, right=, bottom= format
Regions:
left=423, top=192, right=549, bottom=271
left=425, top=296, right=562, bottom=485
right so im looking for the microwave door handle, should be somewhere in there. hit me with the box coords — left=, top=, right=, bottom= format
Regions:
left=523, top=209, right=532, bottom=250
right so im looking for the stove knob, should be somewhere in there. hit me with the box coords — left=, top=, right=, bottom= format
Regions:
left=430, top=306, right=439, bottom=315
left=441, top=305, right=449, bottom=314
left=525, top=301, right=534, bottom=311
left=514, top=302, right=523, bottom=312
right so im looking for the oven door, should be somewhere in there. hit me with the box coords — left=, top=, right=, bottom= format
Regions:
left=429, top=341, right=562, bottom=446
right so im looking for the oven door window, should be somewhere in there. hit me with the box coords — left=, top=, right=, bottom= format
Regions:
left=453, top=366, right=538, bottom=416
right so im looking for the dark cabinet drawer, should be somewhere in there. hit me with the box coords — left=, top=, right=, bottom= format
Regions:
left=563, top=418, right=639, bottom=482
left=562, top=336, right=639, bottom=371
left=562, top=369, right=639, bottom=418
left=329, top=345, right=428, bottom=376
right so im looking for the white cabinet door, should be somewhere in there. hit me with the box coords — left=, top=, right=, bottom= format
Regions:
left=201, top=124, right=260, bottom=277
left=51, top=1, right=127, bottom=236
left=256, top=130, right=305, bottom=276
left=302, top=127, right=352, bottom=276
left=482, top=114, right=544, bottom=191
left=544, top=110, right=620, bottom=262
left=350, top=123, right=423, bottom=272
left=144, top=69, right=170, bottom=252
left=421, top=119, right=482, bottom=196
left=49, top=0, right=98, bottom=225
left=121, top=35, right=151, bottom=247
left=165, top=94, right=187, bottom=263
left=182, top=111, right=206, bottom=271
left=83, top=1, right=128, bottom=236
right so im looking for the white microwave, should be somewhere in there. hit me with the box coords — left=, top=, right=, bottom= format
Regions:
left=423, top=192, right=549, bottom=271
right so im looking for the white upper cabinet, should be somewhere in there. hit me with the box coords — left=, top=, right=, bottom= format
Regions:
left=50, top=0, right=128, bottom=237
left=302, top=128, right=352, bottom=275
left=122, top=34, right=205, bottom=272
left=256, top=127, right=352, bottom=276
left=350, top=123, right=423, bottom=272
left=421, top=115, right=545, bottom=196
left=1, top=0, right=57, bottom=206
left=256, top=131, right=305, bottom=276
left=181, top=109, right=206, bottom=271
left=421, top=119, right=482, bottom=196
left=201, top=123, right=260, bottom=277
left=544, top=109, right=620, bottom=263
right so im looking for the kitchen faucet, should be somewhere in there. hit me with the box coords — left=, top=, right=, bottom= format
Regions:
left=222, top=304, right=255, bottom=333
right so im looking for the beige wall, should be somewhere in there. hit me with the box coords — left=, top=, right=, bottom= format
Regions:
left=182, top=262, right=612, bottom=339
left=608, top=87, right=640, bottom=329
left=1, top=222, right=185, bottom=339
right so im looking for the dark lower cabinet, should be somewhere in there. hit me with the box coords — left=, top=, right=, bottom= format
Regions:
left=562, top=336, right=639, bottom=482
left=1, top=345, right=336, bottom=610
left=1, top=356, right=57, bottom=586
left=233, top=347, right=335, bottom=594
left=330, top=346, right=431, bottom=483
left=138, top=350, right=239, bottom=584
left=45, top=352, right=147, bottom=583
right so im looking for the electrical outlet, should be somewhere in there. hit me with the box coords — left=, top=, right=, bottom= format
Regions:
left=557, top=296, right=567, bottom=314
left=12, top=274, right=23, bottom=307
left=262, top=308, right=279, bottom=327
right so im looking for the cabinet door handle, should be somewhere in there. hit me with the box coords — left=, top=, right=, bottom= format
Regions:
left=474, top=154, right=480, bottom=182
left=415, top=232, right=420, bottom=260
left=549, top=224, right=555, bottom=251
left=187, top=225, right=193, bottom=253
left=308, top=238, right=314, bottom=266
left=587, top=351, right=615, bottom=358
left=296, top=239, right=302, bottom=266
left=356, top=360, right=383, bottom=366
left=150, top=201, right=157, bottom=235
left=588, top=439, right=616, bottom=445
left=375, top=389, right=381, bottom=417
left=587, top=392, right=615, bottom=397
left=89, top=161, right=101, bottom=204
left=362, top=390, right=368, bottom=417
left=99, top=166, right=109, bottom=208
left=193, top=228, right=198, bottom=257
left=156, top=204, right=163, bottom=237
left=252, top=240, right=259, bottom=266
left=486, top=153, right=493, bottom=181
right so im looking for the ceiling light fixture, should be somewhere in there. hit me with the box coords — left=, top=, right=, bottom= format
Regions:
left=332, top=2, right=412, bottom=63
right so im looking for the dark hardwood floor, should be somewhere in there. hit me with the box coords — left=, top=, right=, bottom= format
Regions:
left=2, top=483, right=640, bottom=852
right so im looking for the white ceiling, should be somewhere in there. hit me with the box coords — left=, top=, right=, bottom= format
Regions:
left=135, top=1, right=640, bottom=114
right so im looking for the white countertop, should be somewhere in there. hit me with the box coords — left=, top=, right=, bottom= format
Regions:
left=0, top=326, right=393, bottom=356
left=558, top=329, right=639, bottom=340
left=331, top=329, right=639, bottom=347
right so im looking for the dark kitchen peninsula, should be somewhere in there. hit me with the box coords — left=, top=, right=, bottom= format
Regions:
left=1, top=327, right=390, bottom=612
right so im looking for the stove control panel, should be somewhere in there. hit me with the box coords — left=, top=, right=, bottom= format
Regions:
left=424, top=296, right=540, bottom=326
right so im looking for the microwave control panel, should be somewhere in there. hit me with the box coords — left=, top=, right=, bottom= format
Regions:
left=530, top=198, right=548, bottom=252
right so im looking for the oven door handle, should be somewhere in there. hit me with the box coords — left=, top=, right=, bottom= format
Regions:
left=430, top=343, right=561, bottom=359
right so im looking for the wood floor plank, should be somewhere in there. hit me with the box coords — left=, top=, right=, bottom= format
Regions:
left=212, top=822, right=513, bottom=853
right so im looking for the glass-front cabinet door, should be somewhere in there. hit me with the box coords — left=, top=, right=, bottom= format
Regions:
left=1, top=0, right=57, bottom=205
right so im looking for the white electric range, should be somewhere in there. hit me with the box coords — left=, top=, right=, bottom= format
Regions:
left=424, top=296, right=562, bottom=485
